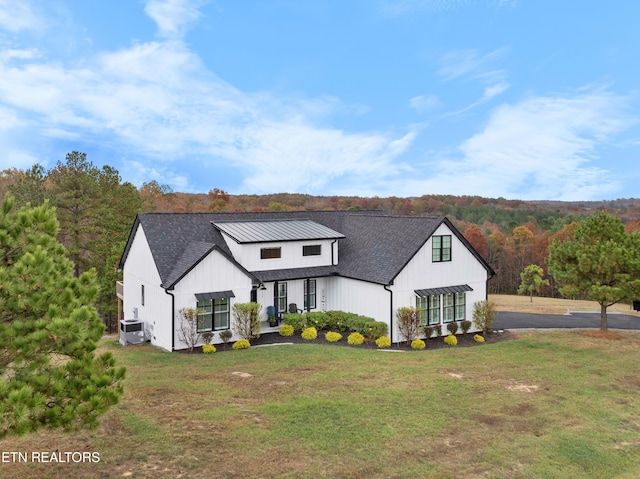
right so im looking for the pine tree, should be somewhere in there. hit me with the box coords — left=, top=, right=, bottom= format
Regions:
left=548, top=211, right=640, bottom=330
left=0, top=194, right=125, bottom=438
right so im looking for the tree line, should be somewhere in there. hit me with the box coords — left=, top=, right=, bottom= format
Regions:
left=3, top=152, right=640, bottom=326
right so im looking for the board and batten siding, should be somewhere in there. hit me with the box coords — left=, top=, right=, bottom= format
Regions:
left=220, top=237, right=337, bottom=272
left=391, top=223, right=489, bottom=340
left=324, top=277, right=391, bottom=327
left=171, top=249, right=254, bottom=349
left=122, top=224, right=173, bottom=351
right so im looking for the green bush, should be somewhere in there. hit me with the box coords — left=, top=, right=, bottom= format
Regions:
left=219, top=329, right=233, bottom=344
left=444, top=335, right=457, bottom=346
left=434, top=324, right=442, bottom=337
left=306, top=312, right=329, bottom=330
left=326, top=310, right=351, bottom=332
left=202, top=344, right=216, bottom=354
left=446, top=321, right=459, bottom=335
left=301, top=327, right=318, bottom=340
left=232, top=339, right=251, bottom=350
left=474, top=334, right=485, bottom=343
left=375, top=336, right=391, bottom=348
left=325, top=331, right=342, bottom=342
left=473, top=300, right=497, bottom=334
left=232, top=302, right=262, bottom=340
left=422, top=325, right=434, bottom=339
left=283, top=313, right=307, bottom=332
left=347, top=332, right=365, bottom=345
left=364, top=321, right=388, bottom=340
left=411, top=339, right=426, bottom=350
left=460, top=320, right=472, bottom=334
left=279, top=324, right=294, bottom=337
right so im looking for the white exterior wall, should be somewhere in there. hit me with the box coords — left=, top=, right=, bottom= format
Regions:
left=391, top=223, right=489, bottom=341
left=220, top=238, right=338, bottom=272
left=122, top=225, right=173, bottom=351
left=324, top=277, right=391, bottom=325
left=172, top=249, right=254, bottom=348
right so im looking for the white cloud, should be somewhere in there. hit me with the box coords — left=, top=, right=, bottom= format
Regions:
left=387, top=90, right=631, bottom=200
left=144, top=0, right=204, bottom=39
left=0, top=0, right=45, bottom=32
left=0, top=0, right=415, bottom=194
left=437, top=47, right=508, bottom=81
left=409, top=94, right=441, bottom=112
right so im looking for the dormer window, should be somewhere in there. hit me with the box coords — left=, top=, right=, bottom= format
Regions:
left=261, top=247, right=281, bottom=259
left=303, top=244, right=321, bottom=256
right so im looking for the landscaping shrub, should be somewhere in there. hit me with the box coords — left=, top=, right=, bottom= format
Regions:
left=434, top=324, right=442, bottom=337
left=396, top=307, right=420, bottom=345
left=446, top=321, right=459, bottom=335
left=202, top=344, right=216, bottom=354
left=365, top=321, right=388, bottom=340
left=232, top=339, right=251, bottom=350
left=279, top=324, right=295, bottom=337
left=444, top=335, right=457, bottom=346
left=306, top=312, right=329, bottom=330
left=375, top=336, right=391, bottom=348
left=473, top=300, right=497, bottom=334
left=201, top=331, right=214, bottom=344
left=283, top=313, right=307, bottom=332
left=411, top=339, right=426, bottom=350
left=301, top=327, right=318, bottom=340
left=326, top=310, right=351, bottom=332
left=422, top=325, right=434, bottom=339
left=325, top=331, right=342, bottom=342
left=219, top=329, right=232, bottom=344
left=347, top=332, right=365, bottom=345
left=474, top=334, right=485, bottom=343
left=233, top=302, right=262, bottom=340
left=460, top=320, right=472, bottom=334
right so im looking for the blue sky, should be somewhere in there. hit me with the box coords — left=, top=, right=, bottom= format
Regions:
left=0, top=0, right=638, bottom=201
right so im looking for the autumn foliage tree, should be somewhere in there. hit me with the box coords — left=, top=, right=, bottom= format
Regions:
left=548, top=211, right=640, bottom=330
left=0, top=195, right=125, bottom=437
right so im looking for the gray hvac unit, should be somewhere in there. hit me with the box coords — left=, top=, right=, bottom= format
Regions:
left=119, top=319, right=145, bottom=346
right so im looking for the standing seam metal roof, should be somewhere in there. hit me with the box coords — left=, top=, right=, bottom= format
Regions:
left=212, top=219, right=345, bottom=243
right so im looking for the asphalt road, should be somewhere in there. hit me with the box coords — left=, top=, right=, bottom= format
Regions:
left=494, top=311, right=640, bottom=330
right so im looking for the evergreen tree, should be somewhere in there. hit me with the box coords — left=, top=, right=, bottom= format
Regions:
left=548, top=211, right=640, bottom=330
left=517, top=264, right=549, bottom=302
left=0, top=195, right=125, bottom=437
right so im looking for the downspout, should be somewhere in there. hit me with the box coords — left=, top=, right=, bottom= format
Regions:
left=164, top=287, right=175, bottom=351
left=384, top=283, right=394, bottom=344
left=331, top=239, right=338, bottom=265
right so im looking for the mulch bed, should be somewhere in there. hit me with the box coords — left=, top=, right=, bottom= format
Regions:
left=187, top=329, right=517, bottom=353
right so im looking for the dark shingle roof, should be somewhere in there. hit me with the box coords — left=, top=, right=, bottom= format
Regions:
left=119, top=210, right=494, bottom=288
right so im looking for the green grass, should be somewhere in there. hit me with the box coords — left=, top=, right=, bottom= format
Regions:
left=3, top=333, right=640, bottom=478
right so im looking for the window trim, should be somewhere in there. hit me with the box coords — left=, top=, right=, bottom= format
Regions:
left=196, top=297, right=231, bottom=332
left=304, top=279, right=317, bottom=310
left=277, top=282, right=287, bottom=313
left=261, top=247, right=281, bottom=259
left=432, top=235, right=452, bottom=263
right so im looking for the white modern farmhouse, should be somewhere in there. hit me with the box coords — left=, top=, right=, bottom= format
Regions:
left=117, top=210, right=494, bottom=351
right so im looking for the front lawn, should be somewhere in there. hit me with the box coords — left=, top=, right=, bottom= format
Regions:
left=3, top=332, right=640, bottom=478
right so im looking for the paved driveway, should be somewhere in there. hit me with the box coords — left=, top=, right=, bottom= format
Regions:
left=494, top=311, right=640, bottom=330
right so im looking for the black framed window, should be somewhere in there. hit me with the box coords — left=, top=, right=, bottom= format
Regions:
left=417, top=294, right=441, bottom=325
left=261, top=247, right=281, bottom=259
left=304, top=279, right=317, bottom=309
left=443, top=292, right=465, bottom=323
left=303, top=244, right=322, bottom=256
left=197, top=297, right=230, bottom=332
left=277, top=282, right=287, bottom=313
left=432, top=235, right=451, bottom=262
